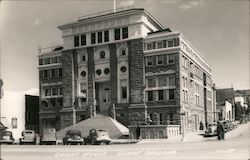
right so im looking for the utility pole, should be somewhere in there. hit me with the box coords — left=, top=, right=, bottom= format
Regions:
left=113, top=0, right=116, bottom=13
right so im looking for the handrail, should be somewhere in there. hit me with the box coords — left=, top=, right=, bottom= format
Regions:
left=78, top=5, right=136, bottom=21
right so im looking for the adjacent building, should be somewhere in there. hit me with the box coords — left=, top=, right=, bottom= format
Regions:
left=38, top=7, right=214, bottom=133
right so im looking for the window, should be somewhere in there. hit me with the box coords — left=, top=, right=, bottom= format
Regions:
left=157, top=55, right=164, bottom=65
left=96, top=69, right=102, bottom=75
left=91, top=33, right=96, bottom=44
left=99, top=51, right=105, bottom=59
left=59, top=87, right=63, bottom=95
left=45, top=88, right=50, bottom=96
left=43, top=70, right=49, bottom=78
left=81, top=71, right=87, bottom=77
left=44, top=58, right=50, bottom=64
left=98, top=32, right=102, bottom=43
left=195, top=95, right=199, bottom=106
left=147, top=43, right=152, bottom=50
left=81, top=34, right=86, bottom=46
left=104, top=30, right=109, bottom=42
left=121, top=87, right=127, bottom=99
left=168, top=40, right=174, bottom=47
left=168, top=76, right=175, bottom=86
left=158, top=76, right=166, bottom=87
left=114, top=28, right=120, bottom=40
left=104, top=68, right=110, bottom=75
left=148, top=91, right=153, bottom=101
left=147, top=57, right=153, bottom=66
left=158, top=90, right=164, bottom=100
left=163, top=40, right=167, bottom=48
left=159, top=113, right=163, bottom=124
left=157, top=42, right=163, bottom=49
left=120, top=48, right=126, bottom=56
left=52, top=88, right=58, bottom=95
left=51, top=69, right=57, bottom=77
left=169, top=89, right=175, bottom=100
left=58, top=57, right=62, bottom=63
left=11, top=118, right=17, bottom=129
left=59, top=68, right=62, bottom=77
left=168, top=54, right=175, bottom=64
left=195, top=84, right=199, bottom=94
left=39, top=59, right=43, bottom=65
left=120, top=66, right=127, bottom=73
left=82, top=54, right=86, bottom=61
left=122, top=27, right=128, bottom=39
left=81, top=89, right=87, bottom=102
left=51, top=98, right=56, bottom=107
left=74, top=35, right=80, bottom=47
left=152, top=42, right=156, bottom=49
left=57, top=98, right=63, bottom=106
left=52, top=57, right=58, bottom=63
left=148, top=78, right=156, bottom=88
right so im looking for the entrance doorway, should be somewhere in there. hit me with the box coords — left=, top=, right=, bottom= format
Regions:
left=97, top=82, right=111, bottom=115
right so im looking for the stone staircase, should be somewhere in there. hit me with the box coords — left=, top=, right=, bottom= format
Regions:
left=56, top=114, right=129, bottom=140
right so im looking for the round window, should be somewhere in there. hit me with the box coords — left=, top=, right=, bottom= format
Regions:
left=96, top=69, right=102, bottom=75
left=104, top=68, right=110, bottom=75
left=81, top=71, right=86, bottom=77
left=120, top=66, right=127, bottom=73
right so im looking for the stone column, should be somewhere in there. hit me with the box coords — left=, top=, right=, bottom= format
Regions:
left=127, top=38, right=147, bottom=125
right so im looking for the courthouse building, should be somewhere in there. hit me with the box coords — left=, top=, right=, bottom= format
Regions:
left=38, top=7, right=215, bottom=132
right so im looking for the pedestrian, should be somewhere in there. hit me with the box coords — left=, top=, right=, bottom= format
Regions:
left=199, top=121, right=204, bottom=131
left=136, top=124, right=141, bottom=140
left=217, top=121, right=225, bottom=140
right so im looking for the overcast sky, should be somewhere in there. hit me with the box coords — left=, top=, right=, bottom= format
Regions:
left=0, top=0, right=249, bottom=93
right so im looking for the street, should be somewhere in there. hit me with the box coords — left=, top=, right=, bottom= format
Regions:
left=1, top=124, right=249, bottom=160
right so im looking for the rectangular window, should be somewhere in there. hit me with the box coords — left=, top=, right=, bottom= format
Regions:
left=122, top=27, right=128, bottom=39
left=43, top=70, right=48, bottom=78
left=168, top=54, right=175, bottom=64
left=148, top=91, right=153, bottom=101
left=157, top=55, right=164, bottom=65
left=51, top=69, right=57, bottom=77
left=148, top=78, right=156, bottom=88
left=81, top=34, right=86, bottom=46
left=104, top=30, right=109, bottom=42
left=39, top=59, right=43, bottom=65
left=158, top=76, right=166, bottom=87
left=51, top=98, right=56, bottom=107
left=147, top=57, right=153, bottom=66
left=52, top=88, right=58, bottom=95
left=52, top=57, right=58, bottom=63
left=163, top=40, right=167, bottom=48
left=57, top=98, right=63, bottom=106
left=58, top=68, right=62, bottom=77
left=91, top=33, right=96, bottom=44
left=44, top=88, right=50, bottom=96
left=152, top=42, right=156, bottom=49
left=195, top=95, right=199, bottom=106
left=59, top=87, right=63, bottom=95
left=157, top=42, right=162, bottom=49
left=147, top=43, right=152, bottom=50
left=74, top=35, right=80, bottom=47
left=160, top=113, right=163, bottom=124
left=169, top=89, right=175, bottom=100
left=98, top=32, right=102, bottom=43
left=58, top=57, right=62, bottom=63
left=168, top=76, right=175, bottom=86
left=158, top=90, right=164, bottom=100
left=114, top=28, right=120, bottom=40
left=168, top=40, right=174, bottom=47
left=121, top=87, right=127, bottom=99
left=44, top=58, right=50, bottom=65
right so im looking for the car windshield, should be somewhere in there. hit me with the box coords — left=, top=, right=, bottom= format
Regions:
left=97, top=130, right=109, bottom=137
left=3, top=132, right=12, bottom=136
left=24, top=131, right=34, bottom=134
left=43, top=128, right=56, bottom=134
left=209, top=123, right=217, bottom=127
left=68, top=130, right=81, bottom=136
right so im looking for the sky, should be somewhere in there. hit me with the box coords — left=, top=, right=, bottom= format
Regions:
left=0, top=0, right=249, bottom=93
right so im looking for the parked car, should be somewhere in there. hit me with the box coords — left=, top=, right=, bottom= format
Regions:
left=84, top=129, right=111, bottom=145
left=63, top=130, right=84, bottom=145
left=0, top=131, right=15, bottom=144
left=19, top=130, right=36, bottom=145
left=40, top=128, right=57, bottom=145
left=204, top=122, right=217, bottom=137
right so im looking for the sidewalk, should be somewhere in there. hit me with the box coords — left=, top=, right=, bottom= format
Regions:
left=138, top=122, right=250, bottom=144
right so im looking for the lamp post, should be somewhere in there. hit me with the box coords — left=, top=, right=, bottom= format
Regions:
left=180, top=112, right=186, bottom=141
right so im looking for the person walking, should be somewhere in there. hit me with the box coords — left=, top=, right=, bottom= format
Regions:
left=199, top=121, right=204, bottom=131
left=136, top=124, right=141, bottom=140
left=217, top=121, right=225, bottom=140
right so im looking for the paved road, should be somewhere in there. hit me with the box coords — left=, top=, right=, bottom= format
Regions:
left=1, top=125, right=249, bottom=160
